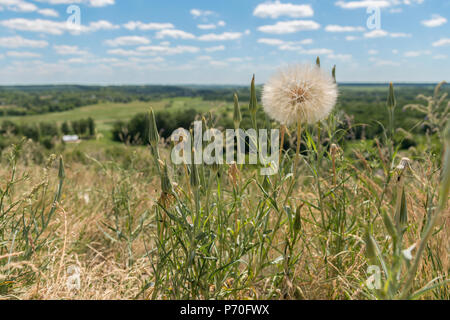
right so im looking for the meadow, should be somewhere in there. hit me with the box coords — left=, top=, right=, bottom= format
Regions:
left=0, top=71, right=448, bottom=300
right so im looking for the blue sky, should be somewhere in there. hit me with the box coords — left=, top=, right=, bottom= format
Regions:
left=0, top=0, right=449, bottom=85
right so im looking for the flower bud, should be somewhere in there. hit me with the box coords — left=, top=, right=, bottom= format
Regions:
left=233, top=93, right=242, bottom=128
left=148, top=108, right=159, bottom=147
left=249, top=75, right=258, bottom=115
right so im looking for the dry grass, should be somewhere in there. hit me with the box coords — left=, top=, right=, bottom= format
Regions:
left=0, top=136, right=447, bottom=300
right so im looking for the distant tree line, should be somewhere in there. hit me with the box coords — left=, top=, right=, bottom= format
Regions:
left=0, top=85, right=259, bottom=117
left=0, top=117, right=96, bottom=149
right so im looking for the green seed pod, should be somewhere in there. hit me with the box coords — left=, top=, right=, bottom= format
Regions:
left=262, top=175, right=272, bottom=193
left=249, top=75, right=258, bottom=115
left=58, top=156, right=65, bottom=180
left=381, top=209, right=397, bottom=240
left=364, top=229, right=377, bottom=262
left=399, top=188, right=408, bottom=228
left=233, top=93, right=242, bottom=128
left=148, top=108, right=159, bottom=147
left=160, top=161, right=172, bottom=195
left=439, top=120, right=450, bottom=211
left=294, top=205, right=302, bottom=233
left=387, top=82, right=396, bottom=109
left=332, top=65, right=336, bottom=83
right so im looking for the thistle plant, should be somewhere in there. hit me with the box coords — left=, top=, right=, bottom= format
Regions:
left=363, top=119, right=450, bottom=300
left=404, top=81, right=449, bottom=138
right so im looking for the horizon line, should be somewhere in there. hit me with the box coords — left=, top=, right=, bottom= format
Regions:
left=0, top=81, right=448, bottom=87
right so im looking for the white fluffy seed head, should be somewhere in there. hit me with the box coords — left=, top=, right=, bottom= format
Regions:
left=262, top=64, right=338, bottom=126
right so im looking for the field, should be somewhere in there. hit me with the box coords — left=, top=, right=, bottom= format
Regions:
left=0, top=82, right=449, bottom=300
left=1, top=97, right=225, bottom=134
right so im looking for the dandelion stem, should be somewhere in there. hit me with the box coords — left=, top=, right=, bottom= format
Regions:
left=294, top=118, right=302, bottom=175
left=279, top=124, right=286, bottom=166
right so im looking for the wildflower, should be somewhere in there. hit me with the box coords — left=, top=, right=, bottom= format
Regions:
left=66, top=265, right=81, bottom=291
left=402, top=243, right=417, bottom=261
left=262, top=64, right=338, bottom=127
left=396, top=157, right=411, bottom=171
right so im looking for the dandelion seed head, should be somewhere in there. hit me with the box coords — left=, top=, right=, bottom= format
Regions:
left=396, top=157, right=411, bottom=170
left=262, top=64, right=338, bottom=126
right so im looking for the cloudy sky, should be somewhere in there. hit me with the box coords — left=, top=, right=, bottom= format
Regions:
left=0, top=0, right=449, bottom=85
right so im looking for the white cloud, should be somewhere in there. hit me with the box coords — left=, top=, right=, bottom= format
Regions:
left=253, top=1, right=314, bottom=19
left=258, top=38, right=313, bottom=50
left=364, top=29, right=411, bottom=38
left=54, top=45, right=89, bottom=55
left=37, top=0, right=115, bottom=7
left=368, top=49, right=378, bottom=55
left=301, top=48, right=334, bottom=55
left=197, top=24, right=216, bottom=30
left=137, top=45, right=200, bottom=55
left=325, top=25, right=365, bottom=32
left=421, top=15, right=447, bottom=28
left=432, top=38, right=450, bottom=47
left=390, top=32, right=411, bottom=38
left=156, top=29, right=196, bottom=40
left=38, top=8, right=59, bottom=17
left=345, top=36, right=359, bottom=41
left=0, top=36, right=48, bottom=48
left=369, top=57, right=400, bottom=66
left=190, top=9, right=214, bottom=18
left=7, top=51, right=41, bottom=58
left=107, top=48, right=144, bottom=57
left=0, top=0, right=37, bottom=12
left=335, top=0, right=425, bottom=9
left=335, top=1, right=391, bottom=9
left=0, top=18, right=119, bottom=35
left=364, top=29, right=388, bottom=38
left=197, top=32, right=243, bottom=41
left=433, top=38, right=450, bottom=47
left=257, top=37, right=334, bottom=57
left=257, top=38, right=285, bottom=46
left=205, top=45, right=225, bottom=52
left=123, top=21, right=174, bottom=31
left=89, top=0, right=114, bottom=6
left=328, top=53, right=353, bottom=61
left=433, top=54, right=447, bottom=60
left=197, top=20, right=226, bottom=30
left=104, top=36, right=151, bottom=47
left=258, top=20, right=320, bottom=34
left=87, top=20, right=119, bottom=32
left=404, top=50, right=431, bottom=57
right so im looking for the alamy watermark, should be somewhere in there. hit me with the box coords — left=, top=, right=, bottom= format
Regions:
left=367, top=6, right=381, bottom=30
left=170, top=121, right=280, bottom=176
left=67, top=5, right=81, bottom=28
left=366, top=265, right=382, bottom=290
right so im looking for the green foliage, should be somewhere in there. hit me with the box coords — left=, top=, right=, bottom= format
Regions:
left=0, top=144, right=65, bottom=295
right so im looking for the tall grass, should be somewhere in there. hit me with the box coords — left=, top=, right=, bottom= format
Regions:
left=0, top=77, right=448, bottom=300
left=144, top=78, right=449, bottom=300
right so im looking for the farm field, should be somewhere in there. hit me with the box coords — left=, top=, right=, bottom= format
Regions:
left=1, top=97, right=225, bottom=134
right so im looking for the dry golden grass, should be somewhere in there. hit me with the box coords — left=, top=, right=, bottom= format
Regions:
left=0, top=137, right=448, bottom=300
